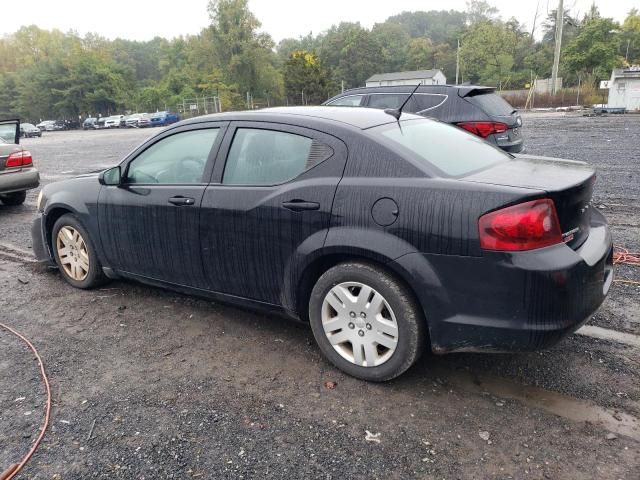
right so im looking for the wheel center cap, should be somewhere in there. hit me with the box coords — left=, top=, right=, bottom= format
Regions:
left=355, top=318, right=366, bottom=329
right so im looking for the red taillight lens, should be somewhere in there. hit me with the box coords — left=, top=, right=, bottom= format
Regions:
left=457, top=121, right=508, bottom=138
left=5, top=150, right=33, bottom=168
left=479, top=199, right=563, bottom=251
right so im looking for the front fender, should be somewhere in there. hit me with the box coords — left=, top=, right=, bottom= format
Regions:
left=41, top=179, right=107, bottom=267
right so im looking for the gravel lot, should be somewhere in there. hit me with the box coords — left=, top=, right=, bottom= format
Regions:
left=1, top=115, right=639, bottom=479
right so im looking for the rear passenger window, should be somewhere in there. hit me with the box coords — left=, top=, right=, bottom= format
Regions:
left=367, top=94, right=416, bottom=111
left=223, top=129, right=332, bottom=186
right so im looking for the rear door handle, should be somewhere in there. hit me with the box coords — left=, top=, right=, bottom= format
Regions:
left=282, top=199, right=320, bottom=212
left=168, top=196, right=195, bottom=206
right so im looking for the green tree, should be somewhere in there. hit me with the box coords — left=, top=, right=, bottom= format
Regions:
left=466, top=1, right=499, bottom=25
left=620, top=9, right=640, bottom=64
left=371, top=23, right=410, bottom=73
left=283, top=50, right=331, bottom=104
left=563, top=17, right=623, bottom=79
left=207, top=0, right=283, bottom=107
left=460, top=22, right=517, bottom=87
left=405, top=38, right=434, bottom=70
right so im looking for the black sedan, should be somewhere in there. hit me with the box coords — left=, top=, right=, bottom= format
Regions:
left=32, top=107, right=613, bottom=381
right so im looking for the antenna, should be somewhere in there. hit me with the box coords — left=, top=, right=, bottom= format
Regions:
left=384, top=82, right=422, bottom=121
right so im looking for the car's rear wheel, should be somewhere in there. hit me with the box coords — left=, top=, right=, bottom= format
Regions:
left=52, top=214, right=107, bottom=289
left=309, top=262, right=425, bottom=381
left=0, top=191, right=27, bottom=206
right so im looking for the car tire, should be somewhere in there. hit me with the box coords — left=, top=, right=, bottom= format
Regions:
left=52, top=214, right=107, bottom=289
left=0, top=191, right=27, bottom=206
left=309, top=262, right=425, bottom=381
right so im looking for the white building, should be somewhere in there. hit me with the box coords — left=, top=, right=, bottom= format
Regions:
left=365, top=69, right=447, bottom=87
left=607, top=67, right=640, bottom=111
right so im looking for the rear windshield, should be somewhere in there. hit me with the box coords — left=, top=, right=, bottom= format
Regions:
left=372, top=119, right=511, bottom=177
left=466, top=93, right=515, bottom=116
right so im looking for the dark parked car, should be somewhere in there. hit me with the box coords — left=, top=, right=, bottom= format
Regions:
left=20, top=122, right=42, bottom=138
left=324, top=85, right=524, bottom=153
left=149, top=111, right=180, bottom=127
left=0, top=119, right=39, bottom=206
left=32, top=107, right=612, bottom=381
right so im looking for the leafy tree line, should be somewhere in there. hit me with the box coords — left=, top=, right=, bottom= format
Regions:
left=1, top=0, right=639, bottom=121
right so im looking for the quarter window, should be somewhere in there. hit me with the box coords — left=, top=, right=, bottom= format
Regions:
left=223, top=128, right=328, bottom=186
left=126, top=128, right=219, bottom=184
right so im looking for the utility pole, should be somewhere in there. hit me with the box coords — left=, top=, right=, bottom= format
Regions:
left=530, top=0, right=540, bottom=38
left=455, top=39, right=460, bottom=85
left=551, top=0, right=564, bottom=96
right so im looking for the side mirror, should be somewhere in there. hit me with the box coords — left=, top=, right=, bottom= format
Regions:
left=0, top=119, right=20, bottom=144
left=99, top=166, right=122, bottom=186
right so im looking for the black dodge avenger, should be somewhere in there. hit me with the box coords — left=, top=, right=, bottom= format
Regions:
left=32, top=107, right=613, bottom=381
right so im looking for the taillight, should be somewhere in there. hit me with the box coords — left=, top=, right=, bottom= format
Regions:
left=457, top=121, right=508, bottom=138
left=5, top=150, right=33, bottom=168
left=479, top=199, right=563, bottom=251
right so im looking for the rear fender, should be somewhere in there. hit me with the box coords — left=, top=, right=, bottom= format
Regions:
left=283, top=227, right=448, bottom=339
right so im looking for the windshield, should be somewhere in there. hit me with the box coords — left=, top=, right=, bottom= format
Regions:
left=371, top=119, right=511, bottom=177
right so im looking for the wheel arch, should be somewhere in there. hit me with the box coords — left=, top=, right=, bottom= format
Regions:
left=44, top=205, right=76, bottom=255
left=291, top=245, right=445, bottom=347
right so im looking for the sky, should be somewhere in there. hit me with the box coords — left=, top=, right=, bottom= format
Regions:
left=1, top=0, right=637, bottom=43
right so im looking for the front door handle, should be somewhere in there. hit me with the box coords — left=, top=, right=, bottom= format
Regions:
left=168, top=196, right=195, bottom=206
left=282, top=199, right=320, bottom=212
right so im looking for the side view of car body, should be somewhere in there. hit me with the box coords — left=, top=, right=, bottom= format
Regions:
left=149, top=111, right=180, bottom=127
left=104, top=115, right=125, bottom=128
left=32, top=107, right=612, bottom=381
left=324, top=85, right=524, bottom=153
left=20, top=123, right=42, bottom=138
left=36, top=120, right=56, bottom=131
left=83, top=118, right=98, bottom=130
left=125, top=113, right=149, bottom=128
left=0, top=119, right=40, bottom=205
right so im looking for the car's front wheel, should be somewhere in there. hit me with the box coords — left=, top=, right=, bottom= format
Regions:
left=0, top=191, right=27, bottom=206
left=309, top=262, right=425, bottom=381
left=52, top=214, right=107, bottom=289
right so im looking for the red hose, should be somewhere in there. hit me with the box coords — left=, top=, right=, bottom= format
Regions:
left=0, top=322, right=51, bottom=480
left=613, top=246, right=640, bottom=266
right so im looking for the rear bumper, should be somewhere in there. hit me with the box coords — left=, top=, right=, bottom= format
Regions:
left=494, top=136, right=525, bottom=153
left=0, top=167, right=39, bottom=194
left=397, top=208, right=613, bottom=353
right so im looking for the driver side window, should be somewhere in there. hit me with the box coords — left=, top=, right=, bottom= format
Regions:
left=126, top=128, right=219, bottom=184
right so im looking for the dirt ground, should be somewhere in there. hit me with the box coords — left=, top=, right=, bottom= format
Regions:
left=1, top=114, right=639, bottom=479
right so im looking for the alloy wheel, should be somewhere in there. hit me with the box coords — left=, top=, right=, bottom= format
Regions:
left=56, top=226, right=90, bottom=281
left=321, top=282, right=399, bottom=367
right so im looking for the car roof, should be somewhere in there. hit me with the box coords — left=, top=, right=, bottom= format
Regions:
left=180, top=106, right=423, bottom=130
left=327, top=84, right=497, bottom=98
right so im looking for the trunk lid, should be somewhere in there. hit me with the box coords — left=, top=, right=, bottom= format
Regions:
left=463, top=154, right=596, bottom=249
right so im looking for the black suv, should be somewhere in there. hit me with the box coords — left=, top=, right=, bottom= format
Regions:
left=324, top=85, right=524, bottom=153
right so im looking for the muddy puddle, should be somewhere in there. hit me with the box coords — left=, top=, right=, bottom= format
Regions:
left=443, top=369, right=640, bottom=441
